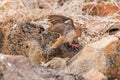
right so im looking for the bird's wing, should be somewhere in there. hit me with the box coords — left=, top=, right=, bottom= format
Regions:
left=48, top=15, right=71, bottom=25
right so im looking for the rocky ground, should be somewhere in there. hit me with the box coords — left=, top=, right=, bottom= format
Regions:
left=0, top=0, right=120, bottom=80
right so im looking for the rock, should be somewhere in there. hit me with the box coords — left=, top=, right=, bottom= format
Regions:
left=25, top=40, right=46, bottom=63
left=0, top=53, right=85, bottom=80
left=108, top=23, right=120, bottom=35
left=64, top=35, right=120, bottom=79
left=82, top=3, right=119, bottom=16
left=2, top=21, right=44, bottom=55
left=43, top=57, right=67, bottom=70
left=0, top=30, right=4, bottom=52
left=84, top=21, right=120, bottom=36
left=1, top=21, right=59, bottom=63
left=83, top=69, right=107, bottom=80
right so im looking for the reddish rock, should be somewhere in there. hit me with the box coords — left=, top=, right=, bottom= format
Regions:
left=82, top=3, right=120, bottom=16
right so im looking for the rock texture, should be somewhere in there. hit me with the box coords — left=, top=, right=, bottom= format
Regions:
left=1, top=21, right=60, bottom=63
left=43, top=57, right=67, bottom=70
left=0, top=53, right=85, bottom=80
left=82, top=4, right=119, bottom=16
left=0, top=30, right=4, bottom=52
left=64, top=35, right=120, bottom=79
left=83, top=69, right=107, bottom=80
left=0, top=21, right=81, bottom=63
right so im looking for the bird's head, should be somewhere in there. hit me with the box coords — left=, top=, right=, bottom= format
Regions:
left=65, top=19, right=74, bottom=25
left=67, top=28, right=82, bottom=48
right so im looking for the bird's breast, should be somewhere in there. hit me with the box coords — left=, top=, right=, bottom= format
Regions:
left=75, top=29, right=82, bottom=37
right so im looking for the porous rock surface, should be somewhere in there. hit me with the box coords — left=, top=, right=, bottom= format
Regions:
left=0, top=21, right=80, bottom=63
left=1, top=21, right=59, bottom=63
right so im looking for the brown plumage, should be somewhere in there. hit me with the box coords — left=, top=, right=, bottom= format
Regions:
left=47, top=15, right=82, bottom=49
left=48, top=15, right=73, bottom=25
left=48, top=15, right=76, bottom=35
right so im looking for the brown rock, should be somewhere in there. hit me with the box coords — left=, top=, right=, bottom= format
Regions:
left=1, top=21, right=60, bottom=63
left=64, top=35, right=120, bottom=79
left=2, top=21, right=45, bottom=55
left=0, top=30, right=4, bottom=52
left=82, top=3, right=119, bottom=16
left=25, top=40, right=46, bottom=63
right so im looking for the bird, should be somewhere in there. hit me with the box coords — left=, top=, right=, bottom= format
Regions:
left=47, top=15, right=82, bottom=49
